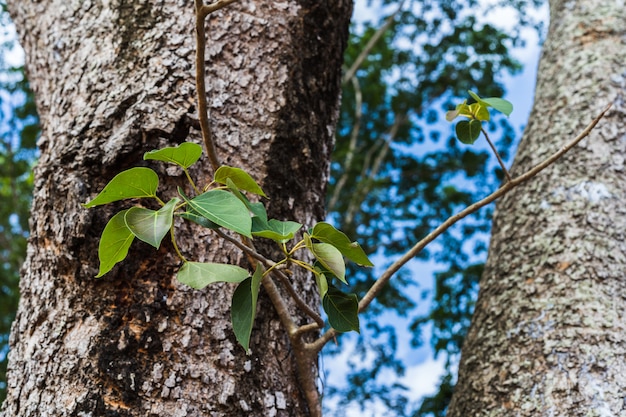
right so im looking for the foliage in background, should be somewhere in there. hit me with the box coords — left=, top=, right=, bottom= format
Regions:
left=0, top=0, right=546, bottom=413
left=325, top=0, right=543, bottom=414
left=0, top=1, right=39, bottom=405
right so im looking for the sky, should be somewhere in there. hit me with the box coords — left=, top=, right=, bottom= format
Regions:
left=1, top=1, right=549, bottom=415
left=322, top=1, right=550, bottom=415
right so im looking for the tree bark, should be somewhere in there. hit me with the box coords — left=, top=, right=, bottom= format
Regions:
left=448, top=0, right=625, bottom=415
left=1, top=1, right=351, bottom=416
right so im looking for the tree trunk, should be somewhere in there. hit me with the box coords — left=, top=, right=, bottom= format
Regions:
left=1, top=1, right=350, bottom=416
left=447, top=0, right=625, bottom=415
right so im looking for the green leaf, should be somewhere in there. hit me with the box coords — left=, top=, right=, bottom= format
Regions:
left=469, top=103, right=490, bottom=121
left=83, top=167, right=159, bottom=207
left=322, top=285, right=359, bottom=333
left=177, top=261, right=250, bottom=289
left=178, top=211, right=220, bottom=229
left=143, top=142, right=203, bottom=169
left=124, top=198, right=179, bottom=248
left=310, top=222, right=373, bottom=267
left=305, top=233, right=346, bottom=284
left=481, top=97, right=513, bottom=116
left=252, top=219, right=302, bottom=243
left=315, top=270, right=328, bottom=299
left=187, top=190, right=252, bottom=237
left=231, top=264, right=263, bottom=351
left=96, top=210, right=135, bottom=277
left=455, top=119, right=483, bottom=145
left=214, top=166, right=267, bottom=197
left=468, top=90, right=513, bottom=116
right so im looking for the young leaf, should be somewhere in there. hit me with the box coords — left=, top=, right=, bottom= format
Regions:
left=455, top=119, right=483, bottom=145
left=252, top=219, right=302, bottom=243
left=96, top=210, right=135, bottom=277
left=143, top=142, right=203, bottom=169
left=310, top=222, right=373, bottom=267
left=305, top=235, right=346, bottom=284
left=214, top=166, right=267, bottom=197
left=469, top=103, right=490, bottom=121
left=481, top=97, right=513, bottom=116
left=314, top=270, right=329, bottom=299
left=83, top=167, right=159, bottom=208
left=177, top=261, right=250, bottom=289
left=231, top=264, right=263, bottom=351
left=468, top=90, right=513, bottom=116
left=322, top=286, right=359, bottom=333
left=124, top=198, right=179, bottom=248
left=187, top=190, right=252, bottom=237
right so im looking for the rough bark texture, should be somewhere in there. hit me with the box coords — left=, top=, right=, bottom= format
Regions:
left=447, top=0, right=626, bottom=416
left=1, top=0, right=351, bottom=416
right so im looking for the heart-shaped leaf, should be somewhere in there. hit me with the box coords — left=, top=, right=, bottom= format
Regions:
left=305, top=234, right=346, bottom=283
left=322, top=285, right=359, bottom=333
left=187, top=190, right=252, bottom=237
left=310, top=222, right=373, bottom=267
left=177, top=261, right=250, bottom=289
left=96, top=210, right=135, bottom=277
left=455, top=119, right=483, bottom=145
left=252, top=219, right=302, bottom=243
left=231, top=264, right=263, bottom=352
left=124, top=198, right=179, bottom=248
left=83, top=167, right=159, bottom=207
left=214, top=166, right=266, bottom=197
left=143, top=142, right=203, bottom=169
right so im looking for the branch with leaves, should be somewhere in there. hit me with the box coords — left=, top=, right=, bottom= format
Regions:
left=82, top=2, right=611, bottom=416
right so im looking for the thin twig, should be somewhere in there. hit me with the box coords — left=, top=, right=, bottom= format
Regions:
left=215, top=230, right=325, bottom=328
left=200, top=0, right=240, bottom=16
left=194, top=0, right=224, bottom=170
left=308, top=103, right=612, bottom=353
left=482, top=127, right=512, bottom=182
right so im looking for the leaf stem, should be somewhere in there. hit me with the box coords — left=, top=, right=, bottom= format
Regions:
left=170, top=225, right=187, bottom=263
left=482, top=127, right=512, bottom=182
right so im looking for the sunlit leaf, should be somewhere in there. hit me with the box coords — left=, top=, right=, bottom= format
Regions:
left=177, top=261, right=250, bottom=289
left=214, top=165, right=267, bottom=197
left=143, top=142, right=203, bottom=169
left=305, top=233, right=346, bottom=283
left=322, top=285, right=359, bottom=333
left=187, top=190, right=252, bottom=237
left=310, top=222, right=373, bottom=267
left=96, top=210, right=134, bottom=277
left=83, top=167, right=159, bottom=207
left=231, top=264, right=263, bottom=351
left=124, top=198, right=179, bottom=248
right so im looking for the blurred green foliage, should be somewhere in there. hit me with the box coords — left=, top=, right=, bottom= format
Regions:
left=0, top=1, right=39, bottom=404
left=325, top=0, right=543, bottom=415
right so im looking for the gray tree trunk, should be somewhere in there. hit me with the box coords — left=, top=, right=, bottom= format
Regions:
left=447, top=0, right=626, bottom=415
left=1, top=1, right=350, bottom=416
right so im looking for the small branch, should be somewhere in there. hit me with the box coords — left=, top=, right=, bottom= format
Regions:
left=194, top=0, right=223, bottom=171
left=342, top=1, right=404, bottom=85
left=200, top=0, right=240, bottom=17
left=215, top=230, right=325, bottom=328
left=310, top=103, right=612, bottom=353
left=482, top=127, right=512, bottom=182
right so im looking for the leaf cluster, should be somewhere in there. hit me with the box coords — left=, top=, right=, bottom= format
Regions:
left=83, top=142, right=374, bottom=350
